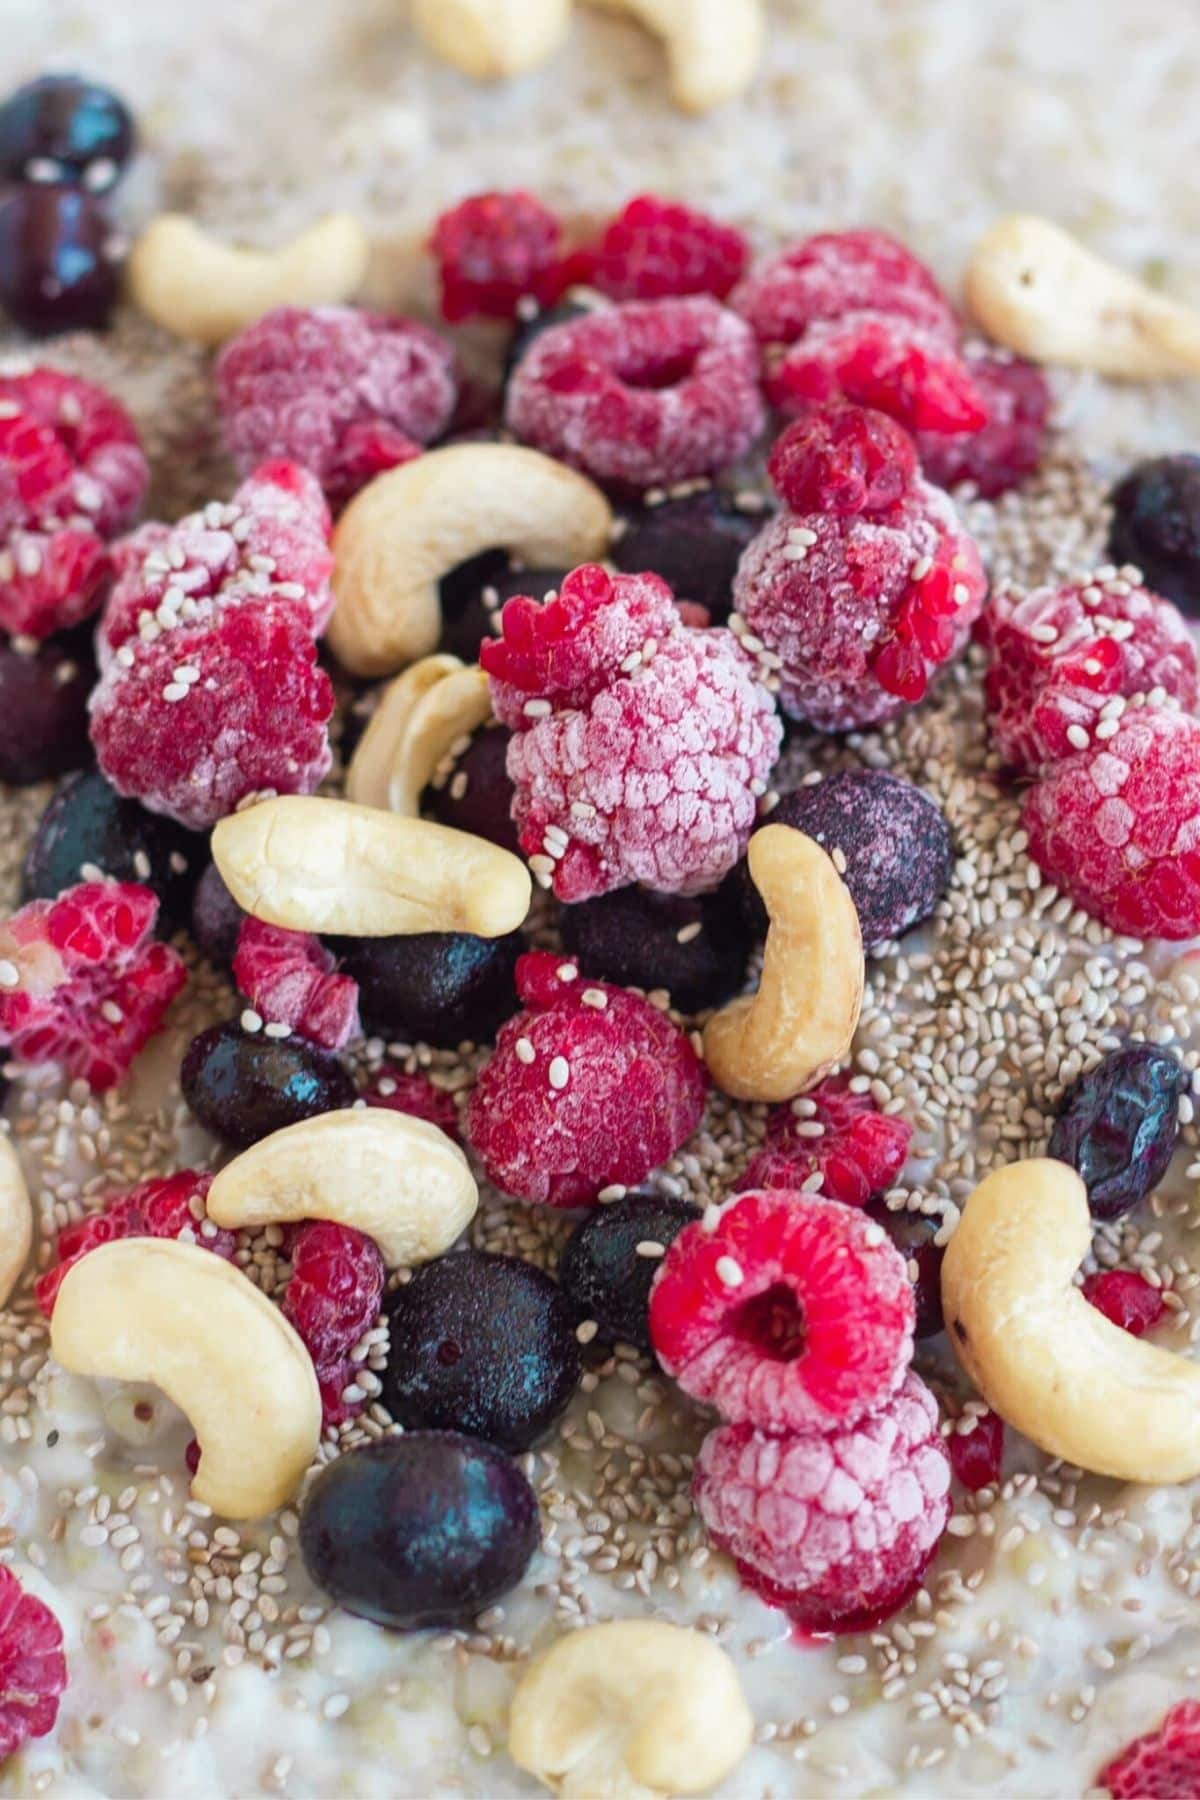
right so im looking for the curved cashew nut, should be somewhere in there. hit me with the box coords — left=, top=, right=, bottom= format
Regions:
left=50, top=1240, right=320, bottom=1519
left=508, top=1620, right=753, bottom=1798
left=965, top=214, right=1200, bottom=378
left=327, top=444, right=612, bottom=678
left=582, top=0, right=765, bottom=112
left=346, top=655, right=493, bottom=816
left=207, top=1108, right=477, bottom=1267
left=0, top=1136, right=31, bottom=1308
left=943, top=1158, right=1200, bottom=1482
left=126, top=213, right=370, bottom=347
left=211, top=795, right=530, bottom=938
left=413, top=0, right=571, bottom=79
left=702, top=825, right=863, bottom=1103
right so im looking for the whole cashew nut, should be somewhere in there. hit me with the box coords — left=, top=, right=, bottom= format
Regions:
left=582, top=0, right=765, bottom=112
left=942, top=1158, right=1200, bottom=1482
left=702, top=824, right=863, bottom=1103
left=50, top=1240, right=321, bottom=1519
left=346, top=655, right=493, bottom=816
left=508, top=1620, right=753, bottom=1799
left=965, top=214, right=1200, bottom=378
left=0, top=1136, right=31, bottom=1308
left=413, top=0, right=571, bottom=79
left=126, top=213, right=370, bottom=347
left=327, top=444, right=612, bottom=678
left=211, top=795, right=531, bottom=938
left=207, top=1108, right=477, bottom=1267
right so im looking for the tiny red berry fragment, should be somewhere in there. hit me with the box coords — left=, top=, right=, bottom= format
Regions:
left=361, top=1066, right=460, bottom=1142
left=430, top=190, right=566, bottom=323
left=0, top=1565, right=67, bottom=1761
left=767, top=402, right=918, bottom=517
left=1098, top=1699, right=1200, bottom=1800
left=916, top=351, right=1050, bottom=499
left=735, top=1074, right=913, bottom=1206
left=34, top=1169, right=234, bottom=1315
left=1082, top=1268, right=1167, bottom=1337
left=947, top=1409, right=1004, bottom=1491
left=233, top=918, right=360, bottom=1051
left=283, top=1221, right=385, bottom=1426
left=585, top=195, right=749, bottom=302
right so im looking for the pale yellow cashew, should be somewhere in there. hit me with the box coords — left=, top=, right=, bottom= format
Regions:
left=413, top=0, right=571, bottom=79
left=582, top=0, right=764, bottom=112
left=346, top=656, right=493, bottom=816
left=943, top=1158, right=1200, bottom=1482
left=126, top=213, right=369, bottom=347
left=0, top=1136, right=31, bottom=1307
left=50, top=1241, right=321, bottom=1519
left=702, top=825, right=863, bottom=1103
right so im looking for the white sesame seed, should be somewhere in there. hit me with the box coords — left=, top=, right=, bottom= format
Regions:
left=635, top=1240, right=666, bottom=1259
left=241, top=1009, right=264, bottom=1034
left=514, top=1037, right=536, bottom=1065
left=715, top=1256, right=744, bottom=1287
left=523, top=698, right=552, bottom=718
left=548, top=1056, right=570, bottom=1090
left=0, top=961, right=19, bottom=989
left=576, top=1320, right=600, bottom=1345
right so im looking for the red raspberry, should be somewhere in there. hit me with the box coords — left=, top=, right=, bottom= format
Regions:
left=481, top=566, right=781, bottom=900
left=283, top=1220, right=385, bottom=1425
left=735, top=1075, right=913, bottom=1206
left=35, top=1169, right=235, bottom=1315
left=730, top=229, right=959, bottom=348
left=693, top=1372, right=951, bottom=1635
left=649, top=1191, right=915, bottom=1435
left=430, top=190, right=566, bottom=323
left=0, top=1565, right=67, bottom=1761
left=0, top=881, right=186, bottom=1090
left=585, top=195, right=748, bottom=302
left=233, top=918, right=360, bottom=1050
left=215, top=306, right=457, bottom=509
left=1082, top=1268, right=1167, bottom=1336
left=947, top=1409, right=1004, bottom=1491
left=768, top=310, right=986, bottom=436
left=362, top=1066, right=460, bottom=1142
left=981, top=576, right=1198, bottom=775
left=767, top=403, right=918, bottom=517
left=1099, top=1701, right=1200, bottom=1800
left=916, top=351, right=1050, bottom=498
left=1023, top=708, right=1200, bottom=939
left=504, top=296, right=766, bottom=491
left=466, top=950, right=708, bottom=1208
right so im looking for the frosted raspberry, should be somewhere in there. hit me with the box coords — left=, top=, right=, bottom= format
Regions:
left=481, top=566, right=781, bottom=900
left=735, top=1076, right=912, bottom=1206
left=916, top=351, right=1050, bottom=498
left=0, top=1565, right=67, bottom=1761
left=649, top=1190, right=915, bottom=1434
left=215, top=306, right=457, bottom=508
left=1023, top=709, right=1200, bottom=939
left=730, top=229, right=959, bottom=348
left=1099, top=1701, right=1200, bottom=1800
left=947, top=1409, right=1004, bottom=1491
left=981, top=576, right=1198, bottom=775
left=34, top=1169, right=235, bottom=1315
left=283, top=1220, right=385, bottom=1425
left=233, top=918, right=360, bottom=1050
left=0, top=881, right=186, bottom=1090
left=693, top=1372, right=951, bottom=1635
left=767, top=403, right=918, bottom=517
left=466, top=950, right=708, bottom=1208
left=1082, top=1268, right=1167, bottom=1336
left=768, top=310, right=986, bottom=437
left=362, top=1066, right=460, bottom=1142
left=430, top=190, right=566, bottom=322
left=504, top=296, right=766, bottom=491
left=585, top=195, right=748, bottom=302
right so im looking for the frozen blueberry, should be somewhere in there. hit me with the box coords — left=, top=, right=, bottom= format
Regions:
left=865, top=1200, right=944, bottom=1339
left=0, top=634, right=93, bottom=786
left=559, top=1194, right=698, bottom=1351
left=560, top=882, right=748, bottom=1013
left=0, top=75, right=134, bottom=188
left=331, top=930, right=521, bottom=1048
left=23, top=768, right=201, bottom=923
left=423, top=724, right=519, bottom=854
left=181, top=1020, right=356, bottom=1149
left=0, top=184, right=120, bottom=334
left=612, top=486, right=765, bottom=622
left=439, top=554, right=567, bottom=663
left=1049, top=1044, right=1186, bottom=1221
left=189, top=862, right=246, bottom=968
left=1109, top=455, right=1200, bottom=614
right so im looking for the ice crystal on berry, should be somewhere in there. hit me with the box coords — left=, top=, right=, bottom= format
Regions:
left=233, top=917, right=360, bottom=1050
left=731, top=229, right=959, bottom=347
left=35, top=1169, right=234, bottom=1315
left=735, top=1075, right=912, bottom=1206
left=283, top=1220, right=385, bottom=1426
left=585, top=195, right=748, bottom=302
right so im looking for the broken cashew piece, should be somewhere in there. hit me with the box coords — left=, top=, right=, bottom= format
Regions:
left=965, top=214, right=1200, bottom=378
left=413, top=0, right=570, bottom=79
left=582, top=0, right=764, bottom=112
left=346, top=655, right=493, bottom=816
left=328, top=444, right=612, bottom=677
left=211, top=795, right=530, bottom=938
left=126, top=213, right=369, bottom=347
left=943, top=1158, right=1200, bottom=1482
left=0, top=1136, right=31, bottom=1307
left=50, top=1240, right=320, bottom=1519
left=508, top=1619, right=753, bottom=1799
left=702, top=825, right=863, bottom=1103
left=207, top=1108, right=477, bottom=1268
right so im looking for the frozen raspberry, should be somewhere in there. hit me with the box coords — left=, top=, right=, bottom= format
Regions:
left=693, top=1372, right=951, bottom=1635
left=650, top=1190, right=914, bottom=1434
left=430, top=190, right=566, bottom=323
left=1099, top=1701, right=1200, bottom=1800
left=767, top=403, right=918, bottom=517
left=233, top=918, right=360, bottom=1051
left=481, top=565, right=781, bottom=900
left=947, top=1409, right=1004, bottom=1491
left=769, top=310, right=986, bottom=436
left=283, top=1220, right=385, bottom=1425
left=0, top=881, right=185, bottom=1090
left=504, top=296, right=766, bottom=491
left=735, top=1076, right=912, bottom=1207
left=1023, top=708, right=1200, bottom=939
left=466, top=950, right=708, bottom=1208
left=731, top=229, right=959, bottom=349
left=361, top=1066, right=460, bottom=1142
left=1082, top=1268, right=1167, bottom=1336
left=0, top=1565, right=67, bottom=1761
left=916, top=351, right=1049, bottom=498
left=215, top=306, right=457, bottom=508
left=35, top=1169, right=235, bottom=1315
left=981, top=576, right=1198, bottom=776
left=585, top=196, right=748, bottom=303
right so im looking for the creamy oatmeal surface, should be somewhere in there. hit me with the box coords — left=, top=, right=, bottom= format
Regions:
left=2, top=2, right=1200, bottom=1796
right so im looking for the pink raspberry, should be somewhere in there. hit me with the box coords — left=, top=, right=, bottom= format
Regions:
left=430, top=190, right=567, bottom=322
left=584, top=195, right=748, bottom=302
left=947, top=1409, right=1004, bottom=1491
left=0, top=881, right=186, bottom=1090
left=283, top=1221, right=385, bottom=1426
left=504, top=296, right=766, bottom=491
left=1099, top=1701, right=1200, bottom=1800
left=362, top=1066, right=460, bottom=1142
left=1023, top=708, right=1200, bottom=939
left=649, top=1191, right=915, bottom=1435
left=233, top=918, right=360, bottom=1050
left=1082, top=1268, right=1168, bottom=1336
left=735, top=1075, right=913, bottom=1206
left=693, top=1372, right=951, bottom=1635
left=0, top=1565, right=67, bottom=1762
left=34, top=1170, right=235, bottom=1316
left=916, top=351, right=1050, bottom=498
left=481, top=565, right=781, bottom=900
left=466, top=950, right=708, bottom=1208
left=730, top=229, right=960, bottom=347
left=768, top=310, right=986, bottom=436
left=215, top=306, right=457, bottom=508
left=767, top=403, right=918, bottom=517
left=981, top=576, right=1198, bottom=775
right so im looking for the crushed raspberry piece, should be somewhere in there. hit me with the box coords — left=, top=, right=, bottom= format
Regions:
left=650, top=1190, right=914, bottom=1435
left=233, top=918, right=360, bottom=1051
left=947, top=1409, right=1004, bottom=1491
left=1099, top=1701, right=1200, bottom=1800
left=1082, top=1268, right=1167, bottom=1336
left=767, top=403, right=918, bottom=517
left=916, top=351, right=1050, bottom=498
left=693, top=1372, right=951, bottom=1635
left=481, top=565, right=781, bottom=900
left=585, top=196, right=748, bottom=303
left=730, top=229, right=959, bottom=350
left=282, top=1220, right=385, bottom=1425
left=430, top=190, right=566, bottom=323
left=215, top=306, right=457, bottom=508
left=361, top=1066, right=460, bottom=1142
left=0, top=881, right=185, bottom=1090
left=1023, top=708, right=1200, bottom=940
left=466, top=950, right=708, bottom=1208
left=34, top=1169, right=235, bottom=1315
left=504, top=296, right=765, bottom=491
left=735, top=1075, right=912, bottom=1206
left=0, top=1564, right=67, bottom=1761
left=980, top=576, right=1198, bottom=775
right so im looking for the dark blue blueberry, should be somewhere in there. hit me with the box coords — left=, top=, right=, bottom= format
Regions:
left=331, top=929, right=521, bottom=1048
left=180, top=1021, right=355, bottom=1148
left=0, top=633, right=93, bottom=786
left=1048, top=1044, right=1186, bottom=1222
left=0, top=75, right=134, bottom=187
left=559, top=1194, right=697, bottom=1351
left=439, top=555, right=567, bottom=663
left=23, top=767, right=201, bottom=925
left=0, top=184, right=120, bottom=334
left=612, top=486, right=766, bottom=623
left=423, top=724, right=519, bottom=854
left=1109, top=455, right=1200, bottom=615
left=560, top=881, right=748, bottom=1014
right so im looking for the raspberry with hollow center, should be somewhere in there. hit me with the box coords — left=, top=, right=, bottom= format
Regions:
left=585, top=195, right=749, bottom=302
left=282, top=1220, right=385, bottom=1425
left=0, top=1564, right=67, bottom=1762
left=466, top=949, right=708, bottom=1208
left=769, top=310, right=986, bottom=437
left=947, top=1409, right=1004, bottom=1491
left=916, top=351, right=1050, bottom=499
left=233, top=917, right=360, bottom=1050
left=730, top=229, right=959, bottom=349
left=362, top=1066, right=460, bottom=1142
left=767, top=403, right=918, bottom=517
left=693, top=1372, right=951, bottom=1635
left=34, top=1169, right=235, bottom=1315
left=1082, top=1268, right=1167, bottom=1336
left=1098, top=1700, right=1200, bottom=1800
left=735, top=1075, right=913, bottom=1206
left=430, top=190, right=566, bottom=323
left=649, top=1190, right=915, bottom=1435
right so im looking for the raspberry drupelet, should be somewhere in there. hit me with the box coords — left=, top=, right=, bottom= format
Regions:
left=34, top=1169, right=235, bottom=1316
left=1082, top=1268, right=1168, bottom=1336
left=481, top=564, right=781, bottom=901
left=0, top=1564, right=67, bottom=1762
left=584, top=195, right=749, bottom=302
left=233, top=917, right=360, bottom=1051
left=734, top=1074, right=913, bottom=1206
left=466, top=950, right=708, bottom=1208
